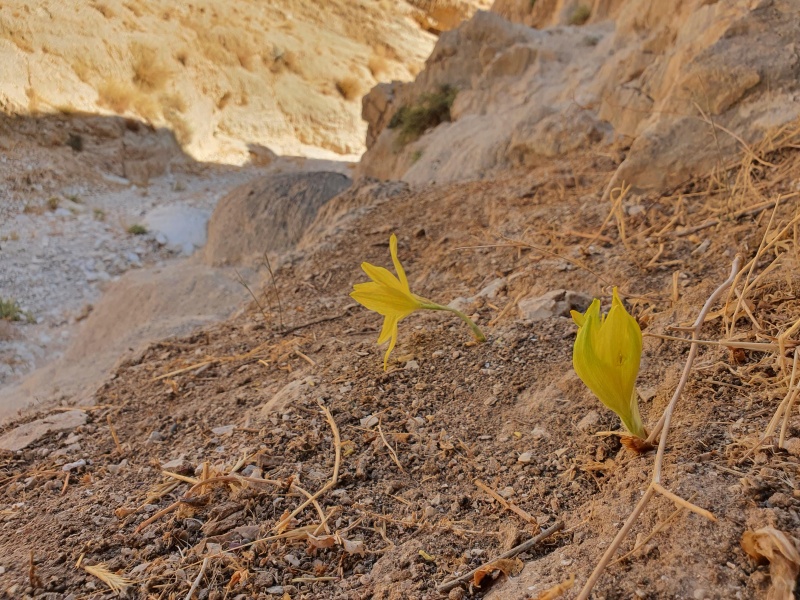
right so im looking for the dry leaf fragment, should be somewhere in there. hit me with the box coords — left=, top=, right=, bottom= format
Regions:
left=307, top=533, right=337, bottom=549
left=275, top=510, right=293, bottom=534
left=419, top=549, right=436, bottom=562
left=115, top=506, right=137, bottom=519
left=307, top=533, right=366, bottom=555
left=340, top=537, right=365, bottom=556
left=535, top=574, right=575, bottom=599
left=742, top=527, right=800, bottom=600
left=341, top=440, right=356, bottom=457
left=472, top=558, right=523, bottom=588
left=227, top=569, right=249, bottom=589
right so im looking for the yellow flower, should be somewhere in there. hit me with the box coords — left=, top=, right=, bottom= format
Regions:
left=571, top=287, right=645, bottom=439
left=351, top=234, right=485, bottom=370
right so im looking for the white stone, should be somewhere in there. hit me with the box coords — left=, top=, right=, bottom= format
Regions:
left=0, top=410, right=87, bottom=452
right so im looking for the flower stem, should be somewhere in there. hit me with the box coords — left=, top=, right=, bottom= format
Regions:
left=422, top=302, right=486, bottom=342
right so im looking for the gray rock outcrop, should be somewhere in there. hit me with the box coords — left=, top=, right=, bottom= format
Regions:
left=203, top=172, right=352, bottom=267
left=359, top=1, right=800, bottom=193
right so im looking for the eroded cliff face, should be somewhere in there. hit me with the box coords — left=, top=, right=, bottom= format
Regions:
left=0, top=0, right=486, bottom=164
left=359, top=0, right=800, bottom=192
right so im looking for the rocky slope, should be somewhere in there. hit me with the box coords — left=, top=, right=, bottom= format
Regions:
left=1, top=2, right=800, bottom=599
left=1, top=127, right=799, bottom=599
left=0, top=0, right=485, bottom=163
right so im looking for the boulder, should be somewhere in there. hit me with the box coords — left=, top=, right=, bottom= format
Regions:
left=0, top=410, right=87, bottom=451
left=300, top=178, right=410, bottom=249
left=203, top=172, right=352, bottom=267
left=518, top=289, right=593, bottom=321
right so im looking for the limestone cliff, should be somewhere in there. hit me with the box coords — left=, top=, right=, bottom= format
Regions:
left=0, top=0, right=485, bottom=163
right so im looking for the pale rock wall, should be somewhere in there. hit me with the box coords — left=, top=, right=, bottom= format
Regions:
left=359, top=0, right=800, bottom=193
left=0, top=0, right=467, bottom=163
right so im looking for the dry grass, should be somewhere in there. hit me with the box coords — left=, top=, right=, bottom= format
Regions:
left=131, top=92, right=161, bottom=123
left=131, top=44, right=171, bottom=92
left=97, top=79, right=137, bottom=113
left=123, top=2, right=143, bottom=18
left=83, top=563, right=131, bottom=594
left=335, top=76, right=362, bottom=101
left=194, top=27, right=258, bottom=70
left=269, top=48, right=303, bottom=76
left=368, top=54, right=390, bottom=78
left=70, top=56, right=95, bottom=84
left=90, top=2, right=116, bottom=19
left=97, top=78, right=162, bottom=122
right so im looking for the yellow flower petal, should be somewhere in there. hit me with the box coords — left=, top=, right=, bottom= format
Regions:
left=378, top=314, right=398, bottom=345
left=572, top=288, right=645, bottom=438
left=352, top=233, right=485, bottom=370
left=390, top=234, right=410, bottom=291
left=360, top=262, right=405, bottom=293
left=383, top=318, right=399, bottom=370
left=350, top=282, right=422, bottom=316
left=350, top=234, right=425, bottom=370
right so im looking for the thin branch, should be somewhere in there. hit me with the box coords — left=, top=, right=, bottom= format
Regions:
left=646, top=256, right=743, bottom=449
left=262, top=251, right=284, bottom=330
left=576, top=487, right=655, bottom=600
left=437, top=521, right=564, bottom=594
left=274, top=400, right=341, bottom=532
left=279, top=305, right=358, bottom=336
left=183, top=557, right=209, bottom=600
left=378, top=416, right=404, bottom=473
left=234, top=268, right=271, bottom=324
left=651, top=483, right=716, bottom=522
left=474, top=479, right=539, bottom=530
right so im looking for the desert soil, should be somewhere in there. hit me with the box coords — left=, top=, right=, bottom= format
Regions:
left=1, top=133, right=799, bottom=600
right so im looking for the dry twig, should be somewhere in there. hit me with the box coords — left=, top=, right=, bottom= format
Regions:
left=474, top=479, right=539, bottom=530
left=437, top=521, right=564, bottom=593
left=274, top=400, right=341, bottom=532
left=184, top=557, right=209, bottom=600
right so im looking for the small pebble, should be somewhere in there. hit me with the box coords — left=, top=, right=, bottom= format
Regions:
left=61, top=459, right=86, bottom=472
left=284, top=554, right=300, bottom=567
left=499, top=486, right=515, bottom=499
left=784, top=437, right=800, bottom=457
left=211, top=425, right=235, bottom=436
left=360, top=415, right=379, bottom=428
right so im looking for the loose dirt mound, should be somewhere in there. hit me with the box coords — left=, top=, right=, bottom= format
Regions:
left=1, top=124, right=799, bottom=598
